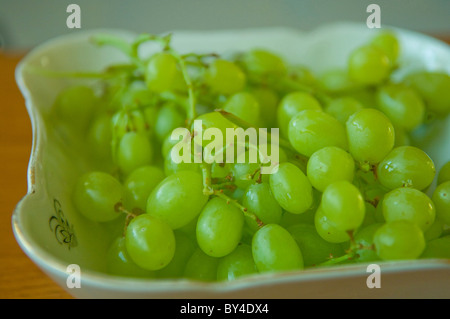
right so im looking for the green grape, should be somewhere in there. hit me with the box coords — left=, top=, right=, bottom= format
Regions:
left=288, top=109, right=348, bottom=157
left=324, top=97, right=364, bottom=125
left=161, top=133, right=182, bottom=158
left=423, top=218, right=444, bottom=241
left=124, top=165, right=165, bottom=211
left=196, top=197, right=244, bottom=257
left=279, top=205, right=315, bottom=228
left=287, top=223, right=345, bottom=267
left=163, top=133, right=200, bottom=176
left=420, top=235, right=450, bottom=259
left=111, top=109, right=149, bottom=139
left=231, top=187, right=246, bottom=201
left=277, top=92, right=322, bottom=138
left=370, top=31, right=400, bottom=64
left=205, top=59, right=246, bottom=95
left=125, top=214, right=176, bottom=271
left=154, top=103, right=186, bottom=142
left=102, top=208, right=127, bottom=240
left=216, top=244, right=258, bottom=281
left=53, top=85, right=97, bottom=132
left=250, top=87, right=279, bottom=128
left=231, top=161, right=261, bottom=190
left=222, top=92, right=261, bottom=126
left=314, top=205, right=351, bottom=244
left=269, top=162, right=313, bottom=214
left=393, top=125, right=411, bottom=147
left=155, top=231, right=197, bottom=278
left=317, top=69, right=359, bottom=93
left=211, top=162, right=232, bottom=179
left=377, top=146, right=436, bottom=190
left=361, top=202, right=378, bottom=228
left=147, top=170, right=209, bottom=229
left=432, top=181, right=450, bottom=225
left=255, top=142, right=287, bottom=175
left=348, top=45, right=390, bottom=85
left=382, top=187, right=436, bottom=231
left=288, top=65, right=316, bottom=86
left=106, top=237, right=155, bottom=278
left=373, top=220, right=425, bottom=260
left=120, top=80, right=153, bottom=109
left=145, top=52, right=178, bottom=93
left=376, top=83, right=425, bottom=131
left=73, top=171, right=124, bottom=222
left=240, top=225, right=255, bottom=246
left=143, top=105, right=159, bottom=130
left=252, top=224, right=303, bottom=273
left=116, top=131, right=153, bottom=176
left=192, top=111, right=238, bottom=148
left=374, top=196, right=386, bottom=223
left=279, top=188, right=321, bottom=227
left=346, top=88, right=378, bottom=109
left=171, top=67, right=188, bottom=93
left=242, top=49, right=287, bottom=77
left=306, top=146, right=355, bottom=192
left=183, top=248, right=220, bottom=282
left=177, top=215, right=198, bottom=242
left=357, top=168, right=387, bottom=205
left=321, top=180, right=365, bottom=231
left=241, top=182, right=283, bottom=233
left=437, top=161, right=450, bottom=185
left=403, top=71, right=450, bottom=115
left=346, top=108, right=395, bottom=165
left=86, top=113, right=113, bottom=163
left=286, top=156, right=308, bottom=176
left=163, top=150, right=201, bottom=176
left=353, top=223, right=383, bottom=262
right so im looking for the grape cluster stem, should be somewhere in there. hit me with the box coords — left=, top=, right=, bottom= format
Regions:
left=201, top=163, right=264, bottom=228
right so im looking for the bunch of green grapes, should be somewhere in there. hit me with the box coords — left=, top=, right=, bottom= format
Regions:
left=51, top=30, right=450, bottom=282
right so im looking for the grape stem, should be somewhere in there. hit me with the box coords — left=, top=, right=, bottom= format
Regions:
left=201, top=163, right=264, bottom=228
left=316, top=231, right=376, bottom=267
left=114, top=202, right=144, bottom=235
left=91, top=32, right=198, bottom=126
left=214, top=189, right=264, bottom=228
left=166, top=49, right=197, bottom=127
left=211, top=181, right=237, bottom=191
left=250, top=167, right=263, bottom=184
left=318, top=251, right=357, bottom=267
left=160, top=91, right=189, bottom=111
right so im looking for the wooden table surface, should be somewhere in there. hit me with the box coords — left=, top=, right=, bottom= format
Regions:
left=1, top=34, right=449, bottom=300
left=0, top=52, right=73, bottom=299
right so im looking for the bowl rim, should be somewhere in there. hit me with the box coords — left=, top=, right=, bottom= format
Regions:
left=12, top=23, right=450, bottom=295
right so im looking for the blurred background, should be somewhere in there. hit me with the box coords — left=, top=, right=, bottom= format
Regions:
left=0, top=0, right=449, bottom=51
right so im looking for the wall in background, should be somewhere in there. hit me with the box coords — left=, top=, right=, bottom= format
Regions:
left=0, top=0, right=449, bottom=50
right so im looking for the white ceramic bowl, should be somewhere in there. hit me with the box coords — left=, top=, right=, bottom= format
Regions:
left=13, top=23, right=450, bottom=299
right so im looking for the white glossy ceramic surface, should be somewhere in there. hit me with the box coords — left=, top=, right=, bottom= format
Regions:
left=13, top=23, right=450, bottom=299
